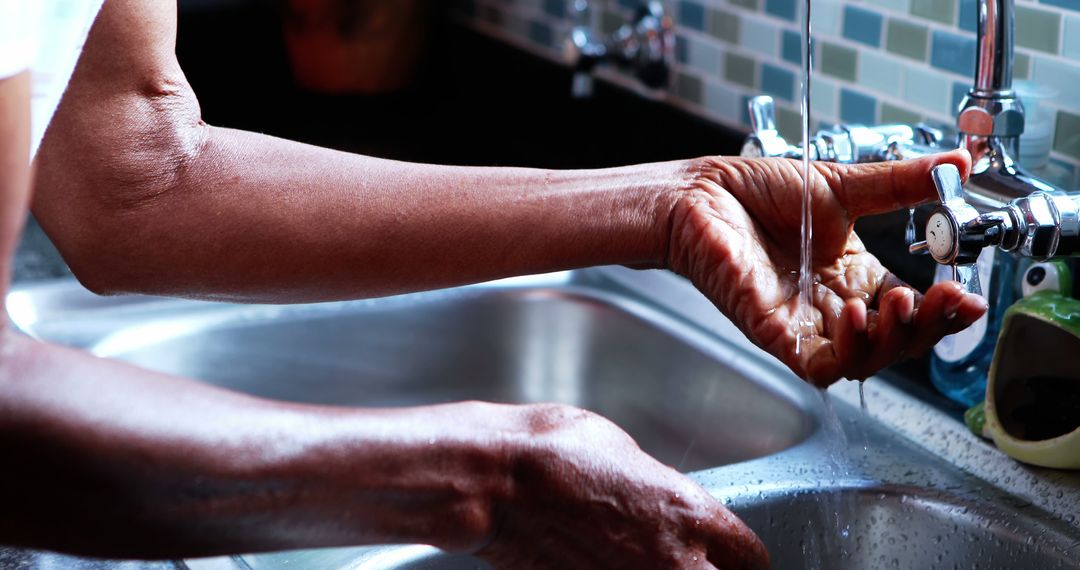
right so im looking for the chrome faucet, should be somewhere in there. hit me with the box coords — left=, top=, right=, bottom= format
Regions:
left=741, top=96, right=945, bottom=163
left=564, top=0, right=673, bottom=98
left=908, top=164, right=1080, bottom=293
left=740, top=0, right=1080, bottom=284
left=907, top=0, right=1080, bottom=285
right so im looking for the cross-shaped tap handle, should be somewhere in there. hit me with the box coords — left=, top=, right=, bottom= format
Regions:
left=908, top=164, right=997, bottom=296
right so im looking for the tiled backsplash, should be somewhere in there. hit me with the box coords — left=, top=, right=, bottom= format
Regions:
left=456, top=0, right=1080, bottom=187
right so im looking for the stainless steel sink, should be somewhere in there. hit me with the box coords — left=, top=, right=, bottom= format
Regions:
left=8, top=268, right=1080, bottom=570
left=727, top=484, right=1080, bottom=570
left=210, top=483, right=1080, bottom=570
left=69, top=271, right=814, bottom=473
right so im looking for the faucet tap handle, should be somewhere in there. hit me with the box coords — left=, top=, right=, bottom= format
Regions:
left=932, top=161, right=966, bottom=204
left=741, top=96, right=799, bottom=159
left=909, top=164, right=998, bottom=295
left=748, top=96, right=777, bottom=133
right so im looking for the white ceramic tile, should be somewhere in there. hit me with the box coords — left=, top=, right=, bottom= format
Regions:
left=902, top=66, right=952, bottom=118
left=741, top=15, right=781, bottom=57
left=858, top=50, right=903, bottom=96
left=705, top=80, right=743, bottom=121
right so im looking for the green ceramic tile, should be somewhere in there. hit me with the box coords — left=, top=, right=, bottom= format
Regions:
left=1014, top=52, right=1031, bottom=80
left=1015, top=6, right=1060, bottom=54
left=724, top=52, right=757, bottom=88
left=708, top=7, right=740, bottom=43
left=730, top=0, right=757, bottom=10
left=1054, top=110, right=1080, bottom=160
left=880, top=102, right=922, bottom=125
left=910, top=0, right=955, bottom=25
left=820, top=42, right=857, bottom=81
left=676, top=72, right=704, bottom=104
left=776, top=104, right=802, bottom=143
left=886, top=18, right=929, bottom=61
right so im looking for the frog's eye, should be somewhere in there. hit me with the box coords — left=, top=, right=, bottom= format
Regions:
left=1021, top=262, right=1069, bottom=297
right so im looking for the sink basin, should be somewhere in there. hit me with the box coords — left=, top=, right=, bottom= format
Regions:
left=728, top=485, right=1080, bottom=570
left=215, top=483, right=1080, bottom=570
left=79, top=272, right=813, bottom=473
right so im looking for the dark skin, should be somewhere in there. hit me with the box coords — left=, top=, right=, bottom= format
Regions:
left=0, top=0, right=985, bottom=567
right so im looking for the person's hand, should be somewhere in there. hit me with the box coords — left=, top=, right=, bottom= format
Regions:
left=664, top=150, right=987, bottom=386
left=478, top=404, right=768, bottom=570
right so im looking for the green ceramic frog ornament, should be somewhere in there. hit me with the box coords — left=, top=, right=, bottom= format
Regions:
left=968, top=261, right=1080, bottom=469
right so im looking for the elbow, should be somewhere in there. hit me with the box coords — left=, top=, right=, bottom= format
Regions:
left=33, top=78, right=209, bottom=297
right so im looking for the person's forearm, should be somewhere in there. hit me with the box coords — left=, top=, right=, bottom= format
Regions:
left=31, top=0, right=692, bottom=303
left=93, top=126, right=686, bottom=302
left=37, top=112, right=688, bottom=303
left=0, top=330, right=516, bottom=558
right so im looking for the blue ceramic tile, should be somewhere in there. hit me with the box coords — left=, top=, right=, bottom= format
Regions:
left=1041, top=0, right=1080, bottom=12
left=959, top=0, right=977, bottom=32
left=951, top=81, right=969, bottom=116
left=678, top=1, right=707, bottom=30
left=765, top=0, right=797, bottom=21
left=741, top=95, right=755, bottom=125
left=782, top=29, right=802, bottom=64
left=842, top=6, right=883, bottom=47
left=931, top=30, right=976, bottom=76
left=840, top=88, right=877, bottom=124
left=762, top=63, right=796, bottom=101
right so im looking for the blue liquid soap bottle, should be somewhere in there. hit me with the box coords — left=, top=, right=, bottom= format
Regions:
left=930, top=249, right=1023, bottom=407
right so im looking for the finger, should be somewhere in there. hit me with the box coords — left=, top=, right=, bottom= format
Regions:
left=687, top=551, right=720, bottom=570
left=909, top=281, right=988, bottom=357
left=801, top=297, right=868, bottom=387
left=874, top=271, right=924, bottom=308
left=863, top=287, right=917, bottom=374
left=704, top=507, right=770, bottom=570
left=820, top=149, right=972, bottom=218
left=813, top=282, right=848, bottom=338
left=832, top=297, right=870, bottom=382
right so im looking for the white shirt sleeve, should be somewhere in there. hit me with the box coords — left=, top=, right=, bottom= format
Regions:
left=0, top=0, right=41, bottom=79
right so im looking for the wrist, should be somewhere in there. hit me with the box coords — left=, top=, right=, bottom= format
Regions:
left=632, top=158, right=714, bottom=271
left=314, top=402, right=523, bottom=553
left=594, top=159, right=701, bottom=270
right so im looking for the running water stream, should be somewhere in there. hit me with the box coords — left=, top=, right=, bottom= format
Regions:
left=796, top=0, right=815, bottom=358
left=794, top=2, right=867, bottom=566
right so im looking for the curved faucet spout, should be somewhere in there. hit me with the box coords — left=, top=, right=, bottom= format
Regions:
left=974, top=0, right=1015, bottom=96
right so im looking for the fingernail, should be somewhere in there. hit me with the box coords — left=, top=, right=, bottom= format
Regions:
left=944, top=295, right=966, bottom=320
